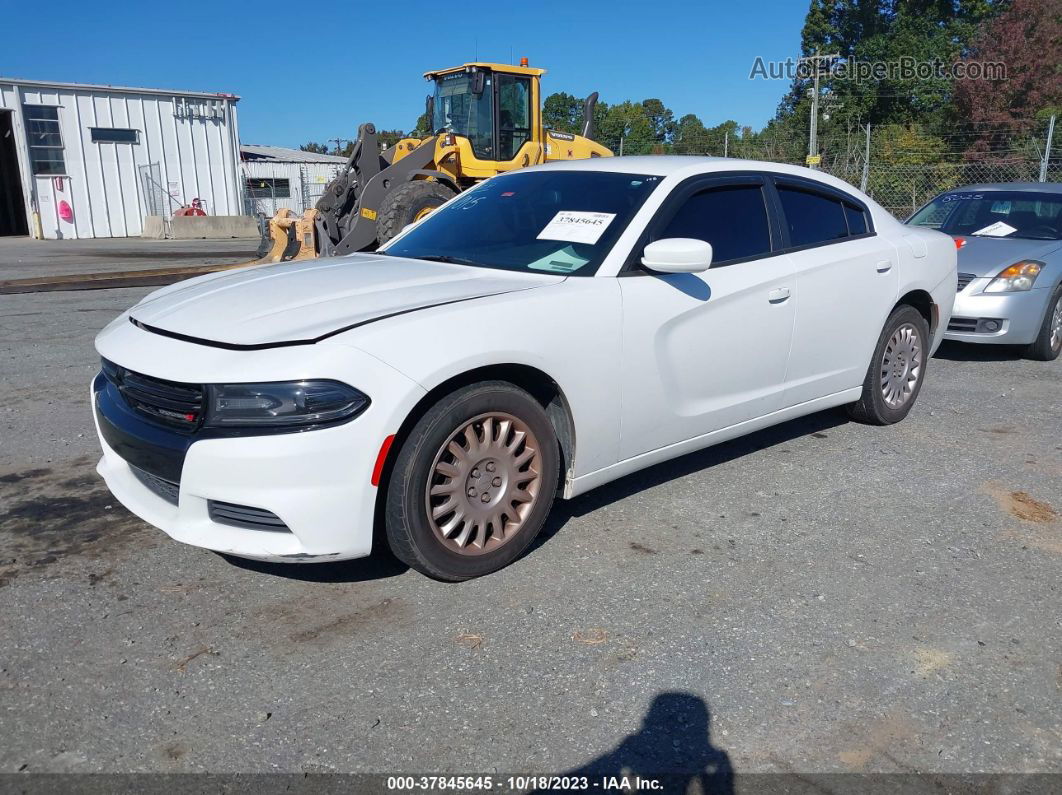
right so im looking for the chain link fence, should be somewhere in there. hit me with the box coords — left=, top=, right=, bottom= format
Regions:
left=595, top=117, right=1058, bottom=219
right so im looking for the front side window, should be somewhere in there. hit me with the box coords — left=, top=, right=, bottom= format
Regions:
left=656, top=184, right=773, bottom=264
left=497, top=74, right=531, bottom=161
left=908, top=191, right=1062, bottom=241
left=433, top=71, right=494, bottom=159
left=777, top=185, right=849, bottom=247
left=382, top=170, right=662, bottom=276
left=23, top=105, right=66, bottom=175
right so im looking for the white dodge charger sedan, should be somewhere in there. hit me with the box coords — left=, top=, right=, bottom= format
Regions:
left=93, top=157, right=956, bottom=580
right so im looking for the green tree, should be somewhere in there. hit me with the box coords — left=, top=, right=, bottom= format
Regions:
left=543, top=92, right=583, bottom=134
left=641, top=98, right=676, bottom=143
left=299, top=142, right=331, bottom=154
left=599, top=101, right=655, bottom=154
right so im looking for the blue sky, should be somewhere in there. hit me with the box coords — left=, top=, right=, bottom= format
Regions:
left=2, top=0, right=807, bottom=148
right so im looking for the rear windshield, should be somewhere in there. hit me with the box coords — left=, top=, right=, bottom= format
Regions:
left=380, top=170, right=662, bottom=275
left=907, top=190, right=1062, bottom=241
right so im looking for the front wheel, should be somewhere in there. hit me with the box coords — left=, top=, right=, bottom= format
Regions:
left=1025, top=285, right=1062, bottom=361
left=384, top=382, right=560, bottom=581
left=847, top=304, right=930, bottom=425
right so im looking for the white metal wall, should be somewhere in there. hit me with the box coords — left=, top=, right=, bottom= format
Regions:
left=242, top=160, right=343, bottom=217
left=0, top=80, right=243, bottom=239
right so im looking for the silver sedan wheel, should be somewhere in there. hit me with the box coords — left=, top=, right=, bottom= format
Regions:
left=1051, top=295, right=1062, bottom=353
left=880, top=322, right=923, bottom=408
left=425, top=412, right=542, bottom=556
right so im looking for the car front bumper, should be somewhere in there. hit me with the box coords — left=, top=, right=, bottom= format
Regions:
left=943, top=279, right=1054, bottom=346
left=92, top=316, right=424, bottom=563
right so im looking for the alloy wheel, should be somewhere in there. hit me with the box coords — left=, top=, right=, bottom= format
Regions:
left=425, top=412, right=542, bottom=555
left=880, top=322, right=923, bottom=408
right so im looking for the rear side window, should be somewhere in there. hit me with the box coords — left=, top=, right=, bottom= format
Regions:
left=844, top=203, right=868, bottom=235
left=777, top=185, right=848, bottom=247
left=657, top=184, right=772, bottom=264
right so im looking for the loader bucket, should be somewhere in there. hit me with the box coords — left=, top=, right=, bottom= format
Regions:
left=251, top=208, right=319, bottom=264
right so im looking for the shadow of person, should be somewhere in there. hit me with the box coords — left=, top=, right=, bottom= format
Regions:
left=537, top=692, right=733, bottom=795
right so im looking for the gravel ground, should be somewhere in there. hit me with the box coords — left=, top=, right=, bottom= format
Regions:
left=0, top=286, right=1059, bottom=779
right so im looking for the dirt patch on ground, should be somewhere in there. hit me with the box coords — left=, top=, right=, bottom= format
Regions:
left=0, top=456, right=154, bottom=587
left=981, top=482, right=1057, bottom=524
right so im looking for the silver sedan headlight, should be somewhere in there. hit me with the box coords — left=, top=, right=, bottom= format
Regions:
left=983, top=260, right=1043, bottom=293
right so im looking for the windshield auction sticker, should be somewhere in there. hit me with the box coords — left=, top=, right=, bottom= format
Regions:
left=971, top=221, right=1017, bottom=237
left=537, top=211, right=616, bottom=245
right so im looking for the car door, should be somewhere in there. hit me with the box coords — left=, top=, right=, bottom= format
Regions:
left=771, top=178, right=900, bottom=406
left=618, top=175, right=797, bottom=460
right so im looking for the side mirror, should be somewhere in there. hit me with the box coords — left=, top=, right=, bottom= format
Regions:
left=470, top=70, right=486, bottom=95
left=641, top=238, right=713, bottom=273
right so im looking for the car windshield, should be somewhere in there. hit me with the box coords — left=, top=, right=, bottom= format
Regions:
left=380, top=170, right=662, bottom=276
left=908, top=190, right=1062, bottom=240
left=432, top=72, right=494, bottom=158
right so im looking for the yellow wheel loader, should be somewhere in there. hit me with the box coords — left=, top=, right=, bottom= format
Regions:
left=260, top=60, right=611, bottom=262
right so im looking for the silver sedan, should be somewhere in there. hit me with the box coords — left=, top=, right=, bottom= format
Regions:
left=907, top=183, right=1062, bottom=360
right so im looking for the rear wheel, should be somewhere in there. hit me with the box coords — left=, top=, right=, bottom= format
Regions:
left=385, top=382, right=559, bottom=581
left=376, top=180, right=456, bottom=244
left=1024, top=285, right=1062, bottom=361
left=847, top=304, right=930, bottom=425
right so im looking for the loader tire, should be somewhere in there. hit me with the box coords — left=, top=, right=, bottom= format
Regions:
left=376, top=180, right=456, bottom=244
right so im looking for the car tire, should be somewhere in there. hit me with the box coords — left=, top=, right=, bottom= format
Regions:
left=846, top=304, right=930, bottom=425
left=376, top=180, right=456, bottom=245
left=384, top=381, right=560, bottom=581
left=1024, top=285, right=1062, bottom=362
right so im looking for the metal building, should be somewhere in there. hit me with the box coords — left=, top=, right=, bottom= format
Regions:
left=241, top=145, right=346, bottom=218
left=0, top=77, right=243, bottom=239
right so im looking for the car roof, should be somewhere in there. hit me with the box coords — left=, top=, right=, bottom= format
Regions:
left=527, top=155, right=801, bottom=177
left=520, top=155, right=880, bottom=209
left=944, top=182, right=1062, bottom=193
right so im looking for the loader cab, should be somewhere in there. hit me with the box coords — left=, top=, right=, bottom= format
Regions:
left=426, top=62, right=543, bottom=164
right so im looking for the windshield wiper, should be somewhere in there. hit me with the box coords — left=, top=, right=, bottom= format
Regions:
left=415, top=254, right=487, bottom=268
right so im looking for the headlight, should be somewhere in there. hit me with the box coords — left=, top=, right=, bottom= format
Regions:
left=984, top=260, right=1043, bottom=293
left=204, top=380, right=369, bottom=427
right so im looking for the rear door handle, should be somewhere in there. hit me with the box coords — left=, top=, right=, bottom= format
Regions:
left=876, top=260, right=893, bottom=273
left=768, top=286, right=791, bottom=304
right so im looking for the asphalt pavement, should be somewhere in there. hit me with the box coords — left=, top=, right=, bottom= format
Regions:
left=0, top=284, right=1059, bottom=778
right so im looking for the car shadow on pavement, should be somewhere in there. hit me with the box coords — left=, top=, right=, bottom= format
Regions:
left=218, top=550, right=408, bottom=583
left=535, top=691, right=734, bottom=794
left=533, top=407, right=849, bottom=552
left=933, top=340, right=1026, bottom=361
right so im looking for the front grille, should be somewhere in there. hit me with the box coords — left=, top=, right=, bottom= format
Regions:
left=208, top=500, right=291, bottom=532
left=102, top=359, right=204, bottom=430
left=956, top=273, right=975, bottom=292
left=948, top=317, right=978, bottom=333
left=131, top=465, right=180, bottom=505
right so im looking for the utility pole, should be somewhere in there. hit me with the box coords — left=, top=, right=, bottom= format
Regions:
left=860, top=123, right=871, bottom=192
left=1040, top=115, right=1056, bottom=182
left=328, top=138, right=349, bottom=157
left=618, top=136, right=624, bottom=157
left=724, top=130, right=729, bottom=158
left=799, top=51, right=839, bottom=170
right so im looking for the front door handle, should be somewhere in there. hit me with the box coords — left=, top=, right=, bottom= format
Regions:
left=768, top=286, right=791, bottom=304
left=876, top=260, right=893, bottom=273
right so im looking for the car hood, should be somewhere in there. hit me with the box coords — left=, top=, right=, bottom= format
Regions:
left=129, top=254, right=565, bottom=348
left=955, top=236, right=1061, bottom=277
